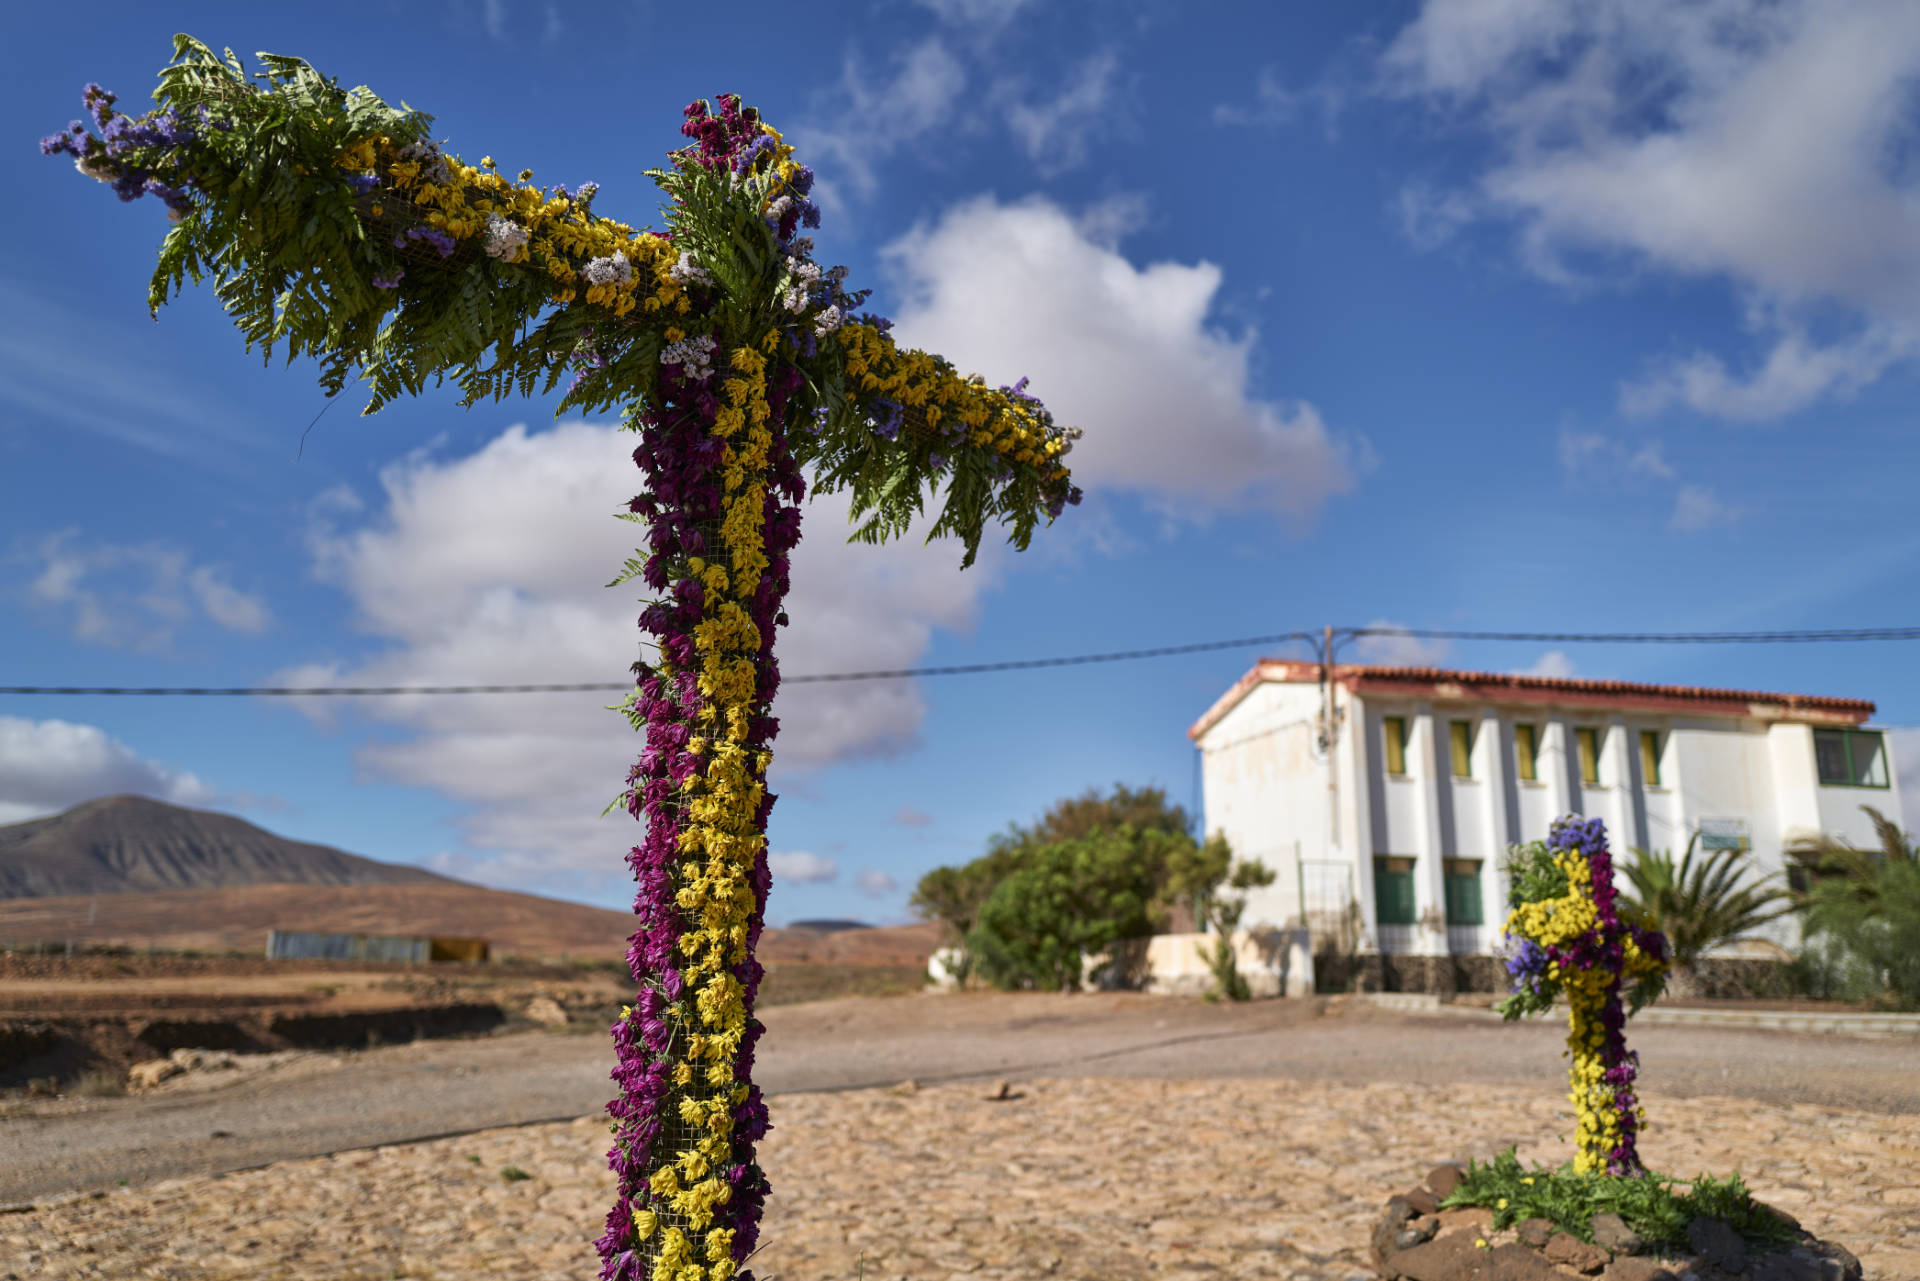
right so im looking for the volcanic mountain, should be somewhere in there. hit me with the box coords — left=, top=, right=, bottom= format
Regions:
left=0, top=794, right=458, bottom=899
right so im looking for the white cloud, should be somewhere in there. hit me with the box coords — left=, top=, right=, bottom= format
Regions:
left=1381, top=0, right=1920, bottom=418
left=1519, top=649, right=1577, bottom=679
left=1393, top=181, right=1478, bottom=252
left=1555, top=428, right=1731, bottom=531
left=770, top=851, right=839, bottom=884
left=1887, top=727, right=1920, bottom=829
left=892, top=805, right=933, bottom=828
left=0, top=716, right=215, bottom=826
left=797, top=37, right=970, bottom=202
left=913, top=0, right=1035, bottom=29
left=9, top=528, right=273, bottom=651
left=278, top=421, right=1008, bottom=894
left=1351, top=620, right=1449, bottom=668
left=1669, top=483, right=1740, bottom=533
left=881, top=195, right=1365, bottom=521
left=1005, top=50, right=1123, bottom=175
left=856, top=867, right=901, bottom=898
left=1214, top=65, right=1349, bottom=136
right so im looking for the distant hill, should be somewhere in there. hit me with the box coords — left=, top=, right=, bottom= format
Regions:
left=785, top=918, right=872, bottom=933
left=0, top=883, right=941, bottom=965
left=0, top=795, right=457, bottom=899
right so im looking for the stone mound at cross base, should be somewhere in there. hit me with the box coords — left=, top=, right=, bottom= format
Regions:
left=1368, top=1162, right=1864, bottom=1281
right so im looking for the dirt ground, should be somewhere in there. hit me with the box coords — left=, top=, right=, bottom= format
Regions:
left=4, top=994, right=1919, bottom=1280
left=0, top=951, right=928, bottom=1090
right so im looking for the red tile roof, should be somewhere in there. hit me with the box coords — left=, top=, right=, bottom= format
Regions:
left=1188, top=659, right=1876, bottom=740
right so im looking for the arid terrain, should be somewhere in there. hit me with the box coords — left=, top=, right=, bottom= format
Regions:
left=0, top=922, right=938, bottom=1089
left=4, top=994, right=1919, bottom=1280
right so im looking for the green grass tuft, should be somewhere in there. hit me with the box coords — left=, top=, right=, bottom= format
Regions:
left=499, top=1165, right=533, bottom=1182
left=1440, top=1149, right=1800, bottom=1253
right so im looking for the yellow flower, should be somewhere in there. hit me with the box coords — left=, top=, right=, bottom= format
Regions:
left=1497, top=1199, right=1508, bottom=1210
left=1475, top=1238, right=1489, bottom=1249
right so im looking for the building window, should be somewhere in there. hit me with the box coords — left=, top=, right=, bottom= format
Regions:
left=1383, top=716, right=1408, bottom=776
left=1443, top=858, right=1483, bottom=926
left=1639, top=731, right=1663, bottom=787
left=1814, top=728, right=1889, bottom=788
left=1449, top=721, right=1475, bottom=778
left=1514, top=723, right=1538, bottom=782
left=1576, top=727, right=1602, bottom=785
left=1374, top=856, right=1417, bottom=926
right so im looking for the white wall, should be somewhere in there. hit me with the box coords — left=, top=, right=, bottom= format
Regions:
left=1196, top=680, right=1325, bottom=931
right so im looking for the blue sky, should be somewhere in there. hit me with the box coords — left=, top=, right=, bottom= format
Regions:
left=6, top=0, right=1920, bottom=925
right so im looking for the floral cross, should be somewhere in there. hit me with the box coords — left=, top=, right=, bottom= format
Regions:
left=1499, top=816, right=1670, bottom=1176
left=43, top=40, right=1080, bottom=1281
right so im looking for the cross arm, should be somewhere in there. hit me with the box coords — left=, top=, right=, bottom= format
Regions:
left=43, top=36, right=1081, bottom=567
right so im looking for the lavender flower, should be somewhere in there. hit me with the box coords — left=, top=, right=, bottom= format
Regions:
left=372, top=269, right=404, bottom=289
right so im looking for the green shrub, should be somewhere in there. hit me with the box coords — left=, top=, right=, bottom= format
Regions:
left=1443, top=1149, right=1799, bottom=1252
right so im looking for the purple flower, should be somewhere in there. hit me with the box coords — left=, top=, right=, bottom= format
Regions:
left=372, top=270, right=404, bottom=289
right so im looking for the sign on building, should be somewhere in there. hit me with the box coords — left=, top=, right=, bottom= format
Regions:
left=1697, top=817, right=1751, bottom=852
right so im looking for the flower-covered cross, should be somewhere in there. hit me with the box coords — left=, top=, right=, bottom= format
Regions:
left=1498, top=816, right=1670, bottom=1177
left=43, top=40, right=1081, bottom=1281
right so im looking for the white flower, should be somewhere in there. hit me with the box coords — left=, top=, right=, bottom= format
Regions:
left=783, top=237, right=815, bottom=259
left=483, top=214, right=529, bottom=262
left=669, top=252, right=713, bottom=287
left=813, top=305, right=844, bottom=338
left=583, top=253, right=633, bottom=287
left=793, top=261, right=821, bottom=286
left=661, top=334, right=718, bottom=381
left=766, top=196, right=793, bottom=220
left=783, top=286, right=810, bottom=314
left=826, top=264, right=850, bottom=284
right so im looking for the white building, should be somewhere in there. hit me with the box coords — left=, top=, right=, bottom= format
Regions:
left=1189, top=660, right=1901, bottom=960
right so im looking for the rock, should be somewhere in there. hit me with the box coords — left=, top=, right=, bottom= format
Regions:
left=1598, top=1259, right=1681, bottom=1281
left=983, top=1079, right=1022, bottom=1101
left=521, top=997, right=568, bottom=1027
left=1685, top=1217, right=1746, bottom=1273
left=1518, top=1219, right=1556, bottom=1248
left=1746, top=1250, right=1845, bottom=1281
left=1427, top=1163, right=1467, bottom=1199
left=1543, top=1232, right=1612, bottom=1275
left=1591, top=1214, right=1646, bottom=1255
left=1396, top=1216, right=1441, bottom=1251
left=127, top=1059, right=181, bottom=1091
left=1381, top=1228, right=1485, bottom=1281
left=1373, top=1195, right=1417, bottom=1270
left=887, top=1079, right=917, bottom=1096
left=1406, top=1187, right=1440, bottom=1217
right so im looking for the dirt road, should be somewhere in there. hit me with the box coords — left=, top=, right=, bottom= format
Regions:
left=4, top=991, right=1915, bottom=1206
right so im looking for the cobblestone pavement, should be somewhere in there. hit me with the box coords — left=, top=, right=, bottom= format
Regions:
left=7, top=1075, right=1919, bottom=1281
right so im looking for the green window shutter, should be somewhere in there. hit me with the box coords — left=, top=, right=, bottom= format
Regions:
left=1373, top=857, right=1416, bottom=926
left=1577, top=728, right=1600, bottom=784
left=1639, top=731, right=1662, bottom=786
left=1444, top=864, right=1484, bottom=926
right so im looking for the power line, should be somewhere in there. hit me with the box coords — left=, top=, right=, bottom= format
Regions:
left=1354, top=626, right=1920, bottom=645
left=3, top=624, right=1917, bottom=697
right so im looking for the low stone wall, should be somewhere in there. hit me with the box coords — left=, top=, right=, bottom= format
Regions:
left=1313, top=953, right=1794, bottom=998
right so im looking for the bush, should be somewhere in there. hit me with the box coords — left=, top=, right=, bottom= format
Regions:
left=965, top=829, right=1161, bottom=991
left=1790, top=806, right=1920, bottom=1009
left=1444, top=1149, right=1798, bottom=1253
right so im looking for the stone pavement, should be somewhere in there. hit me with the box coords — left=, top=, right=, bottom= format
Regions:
left=6, top=1077, right=1917, bottom=1281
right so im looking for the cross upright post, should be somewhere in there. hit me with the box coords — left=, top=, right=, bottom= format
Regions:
left=42, top=39, right=1081, bottom=1281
